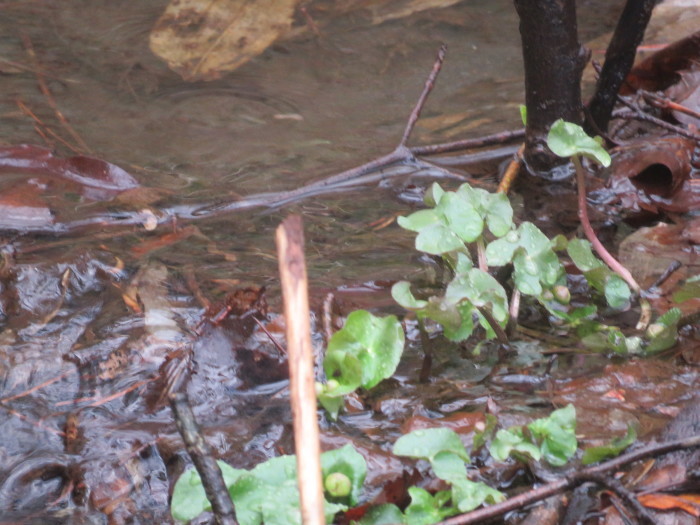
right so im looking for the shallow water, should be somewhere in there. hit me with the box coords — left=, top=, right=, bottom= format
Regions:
left=4, top=1, right=697, bottom=524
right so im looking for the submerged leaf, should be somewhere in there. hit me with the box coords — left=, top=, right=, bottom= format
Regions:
left=150, top=0, right=301, bottom=81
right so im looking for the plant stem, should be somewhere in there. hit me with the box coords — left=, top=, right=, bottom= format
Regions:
left=476, top=237, right=488, bottom=272
left=571, top=155, right=651, bottom=329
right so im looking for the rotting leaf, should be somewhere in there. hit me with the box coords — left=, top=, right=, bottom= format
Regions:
left=0, top=144, right=139, bottom=200
left=150, top=0, right=302, bottom=81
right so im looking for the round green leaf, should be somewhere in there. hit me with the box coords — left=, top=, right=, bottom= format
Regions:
left=397, top=209, right=440, bottom=232
left=604, top=275, right=631, bottom=310
left=327, top=310, right=404, bottom=390
left=436, top=191, right=484, bottom=243
left=391, top=281, right=428, bottom=310
left=547, top=119, right=611, bottom=167
left=415, top=223, right=465, bottom=255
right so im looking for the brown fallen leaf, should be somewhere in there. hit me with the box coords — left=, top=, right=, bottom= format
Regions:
left=149, top=0, right=301, bottom=81
left=131, top=225, right=202, bottom=258
left=638, top=493, right=700, bottom=517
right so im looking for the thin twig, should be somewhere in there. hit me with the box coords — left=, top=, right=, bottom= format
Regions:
left=614, top=96, right=700, bottom=141
left=170, top=392, right=236, bottom=525
left=576, top=473, right=656, bottom=525
left=400, top=44, right=447, bottom=147
left=411, top=129, right=525, bottom=156
left=253, top=316, right=287, bottom=355
left=642, top=90, right=700, bottom=121
left=21, top=33, right=92, bottom=153
left=497, top=143, right=525, bottom=194
left=647, top=260, right=681, bottom=292
left=476, top=306, right=509, bottom=344
left=276, top=215, right=325, bottom=525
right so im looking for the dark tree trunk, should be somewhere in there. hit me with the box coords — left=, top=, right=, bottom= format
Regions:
left=513, top=0, right=588, bottom=174
left=587, top=0, right=659, bottom=134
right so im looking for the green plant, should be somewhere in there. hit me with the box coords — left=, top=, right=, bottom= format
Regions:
left=387, top=122, right=679, bottom=355
left=315, top=309, right=404, bottom=419
left=489, top=404, right=577, bottom=467
left=171, top=444, right=366, bottom=524
left=546, top=119, right=651, bottom=330
left=392, top=181, right=564, bottom=342
left=355, top=404, right=636, bottom=525
left=390, top=181, right=628, bottom=344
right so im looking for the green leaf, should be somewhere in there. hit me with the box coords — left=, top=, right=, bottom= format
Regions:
left=453, top=252, right=474, bottom=274
left=485, top=235, right=519, bottom=266
left=527, top=404, right=577, bottom=467
left=673, top=275, right=700, bottom=303
left=472, top=414, right=498, bottom=451
left=397, top=209, right=440, bottom=232
left=430, top=451, right=469, bottom=481
left=393, top=428, right=471, bottom=482
left=424, top=182, right=445, bottom=208
left=513, top=251, right=543, bottom=296
left=325, top=310, right=404, bottom=391
left=392, top=281, right=428, bottom=310
left=484, top=192, right=514, bottom=237
left=519, top=104, right=527, bottom=126
left=517, top=222, right=552, bottom=254
left=580, top=327, right=628, bottom=353
left=403, top=487, right=457, bottom=525
left=318, top=351, right=363, bottom=419
left=248, top=454, right=297, bottom=484
left=567, top=238, right=601, bottom=273
left=445, top=269, right=509, bottom=324
left=171, top=461, right=245, bottom=522
left=450, top=477, right=504, bottom=513
left=547, top=119, right=611, bottom=167
left=230, top=474, right=270, bottom=525
left=645, top=308, right=682, bottom=353
left=435, top=191, right=484, bottom=243
left=355, top=504, right=406, bottom=525
left=441, top=302, right=476, bottom=342
left=604, top=275, right=631, bottom=310
left=488, top=427, right=541, bottom=462
left=582, top=425, right=637, bottom=465
left=421, top=296, right=465, bottom=335
left=321, top=445, right=367, bottom=506
left=415, top=223, right=465, bottom=255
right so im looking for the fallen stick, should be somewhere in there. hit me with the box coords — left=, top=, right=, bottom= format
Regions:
left=276, top=215, right=325, bottom=525
left=169, top=392, right=236, bottom=525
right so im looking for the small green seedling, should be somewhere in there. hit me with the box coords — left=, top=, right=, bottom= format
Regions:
left=489, top=404, right=577, bottom=467
left=546, top=119, right=611, bottom=167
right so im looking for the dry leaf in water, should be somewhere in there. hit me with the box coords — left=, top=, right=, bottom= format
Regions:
left=149, top=0, right=301, bottom=81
